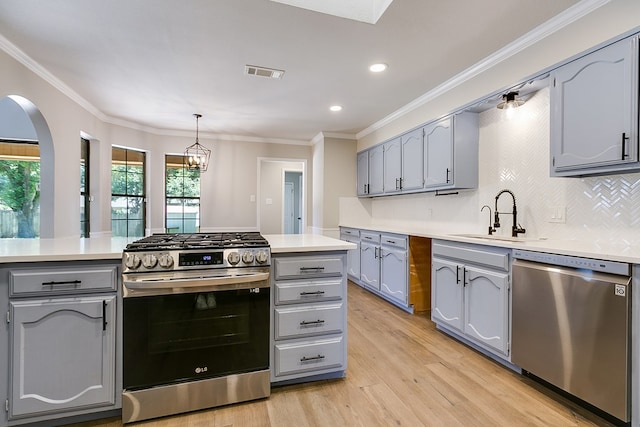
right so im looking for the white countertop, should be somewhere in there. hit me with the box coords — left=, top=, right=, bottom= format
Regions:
left=264, top=234, right=356, bottom=253
left=340, top=223, right=640, bottom=264
left=0, top=234, right=355, bottom=263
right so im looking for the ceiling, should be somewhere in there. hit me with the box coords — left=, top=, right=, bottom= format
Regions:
left=0, top=0, right=580, bottom=143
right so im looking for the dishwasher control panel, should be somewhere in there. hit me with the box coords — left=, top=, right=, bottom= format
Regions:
left=513, top=249, right=630, bottom=276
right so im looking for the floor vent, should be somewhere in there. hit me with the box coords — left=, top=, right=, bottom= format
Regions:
left=245, top=65, right=285, bottom=79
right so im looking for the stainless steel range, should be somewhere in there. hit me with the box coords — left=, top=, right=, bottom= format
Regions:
left=121, top=232, right=271, bottom=424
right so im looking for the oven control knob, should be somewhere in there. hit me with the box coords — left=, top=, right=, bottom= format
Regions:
left=141, top=253, right=158, bottom=269
left=242, top=251, right=255, bottom=264
left=227, top=252, right=240, bottom=265
left=255, top=251, right=269, bottom=264
left=124, top=253, right=141, bottom=270
left=158, top=253, right=174, bottom=269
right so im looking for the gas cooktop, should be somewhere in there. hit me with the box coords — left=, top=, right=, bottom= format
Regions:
left=125, top=232, right=269, bottom=251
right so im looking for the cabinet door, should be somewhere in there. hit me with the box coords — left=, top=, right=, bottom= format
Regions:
left=368, top=145, right=384, bottom=195
left=551, top=37, right=638, bottom=173
left=9, top=296, right=116, bottom=419
left=382, top=137, right=402, bottom=194
left=400, top=128, right=424, bottom=191
left=356, top=151, right=369, bottom=196
left=380, top=247, right=407, bottom=305
left=346, top=238, right=360, bottom=279
left=431, top=258, right=463, bottom=331
left=359, top=242, right=380, bottom=291
left=424, top=117, right=454, bottom=188
left=463, top=266, right=510, bottom=355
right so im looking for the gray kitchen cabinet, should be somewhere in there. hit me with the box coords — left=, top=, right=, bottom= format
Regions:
left=400, top=128, right=424, bottom=192
left=382, top=137, right=402, bottom=194
left=551, top=35, right=639, bottom=176
left=431, top=240, right=511, bottom=359
left=9, top=296, right=116, bottom=418
left=270, top=252, right=347, bottom=384
left=339, top=227, right=360, bottom=281
left=424, top=112, right=478, bottom=191
left=356, top=151, right=369, bottom=196
left=368, top=145, right=384, bottom=195
left=359, top=232, right=380, bottom=291
left=379, top=234, right=408, bottom=306
left=0, top=260, right=121, bottom=427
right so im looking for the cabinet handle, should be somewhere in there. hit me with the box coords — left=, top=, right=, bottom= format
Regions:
left=102, top=300, right=108, bottom=332
left=399, top=177, right=403, bottom=190
left=300, top=290, right=325, bottom=296
left=456, top=265, right=460, bottom=284
left=42, top=280, right=82, bottom=286
left=622, top=132, right=629, bottom=160
left=463, top=268, right=467, bottom=287
left=386, top=240, right=396, bottom=244
left=300, top=266, right=325, bottom=272
left=446, top=168, right=451, bottom=183
left=300, top=319, right=325, bottom=326
left=300, top=354, right=325, bottom=362
left=366, top=184, right=369, bottom=194
left=374, top=247, right=379, bottom=259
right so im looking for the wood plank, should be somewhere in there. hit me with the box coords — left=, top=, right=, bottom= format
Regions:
left=409, top=236, right=431, bottom=312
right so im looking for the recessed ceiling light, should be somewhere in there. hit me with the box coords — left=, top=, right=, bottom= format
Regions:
left=330, top=105, right=343, bottom=112
left=369, top=63, right=388, bottom=73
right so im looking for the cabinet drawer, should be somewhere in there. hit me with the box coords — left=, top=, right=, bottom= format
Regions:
left=360, top=231, right=380, bottom=243
left=274, top=256, right=343, bottom=280
left=10, top=265, right=118, bottom=296
left=275, top=303, right=344, bottom=339
left=380, top=233, right=407, bottom=249
left=275, top=279, right=343, bottom=304
left=339, top=227, right=359, bottom=237
left=274, top=336, right=345, bottom=377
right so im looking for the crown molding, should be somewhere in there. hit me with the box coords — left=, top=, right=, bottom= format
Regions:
left=356, top=0, right=611, bottom=140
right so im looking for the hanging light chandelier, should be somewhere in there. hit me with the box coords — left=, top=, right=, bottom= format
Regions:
left=184, top=113, right=211, bottom=172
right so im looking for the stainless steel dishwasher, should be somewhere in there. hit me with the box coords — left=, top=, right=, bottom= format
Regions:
left=512, top=249, right=631, bottom=423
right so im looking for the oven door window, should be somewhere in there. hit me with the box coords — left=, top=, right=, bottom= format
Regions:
left=123, top=287, right=269, bottom=390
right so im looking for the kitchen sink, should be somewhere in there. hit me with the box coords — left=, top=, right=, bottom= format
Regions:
left=450, top=233, right=547, bottom=243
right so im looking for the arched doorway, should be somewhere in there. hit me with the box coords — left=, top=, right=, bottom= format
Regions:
left=0, top=95, right=54, bottom=238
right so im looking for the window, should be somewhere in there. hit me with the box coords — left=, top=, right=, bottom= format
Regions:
left=165, top=155, right=200, bottom=233
left=111, top=147, right=146, bottom=237
left=80, top=138, right=90, bottom=237
left=0, top=140, right=40, bottom=238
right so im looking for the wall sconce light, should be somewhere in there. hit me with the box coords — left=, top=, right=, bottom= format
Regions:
left=497, top=92, right=525, bottom=110
left=184, top=113, right=211, bottom=172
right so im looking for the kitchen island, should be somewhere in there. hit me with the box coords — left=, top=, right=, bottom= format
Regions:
left=0, top=233, right=354, bottom=427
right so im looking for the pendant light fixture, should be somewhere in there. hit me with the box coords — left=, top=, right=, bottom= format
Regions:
left=497, top=92, right=525, bottom=110
left=184, top=113, right=211, bottom=172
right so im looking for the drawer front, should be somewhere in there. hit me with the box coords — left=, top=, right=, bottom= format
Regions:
left=432, top=241, right=510, bottom=271
left=339, top=227, right=359, bottom=237
left=274, top=336, right=345, bottom=377
left=275, top=279, right=343, bottom=304
left=10, top=266, right=118, bottom=296
left=360, top=231, right=380, bottom=244
left=275, top=303, right=344, bottom=339
left=274, top=256, right=343, bottom=280
left=380, top=233, right=407, bottom=249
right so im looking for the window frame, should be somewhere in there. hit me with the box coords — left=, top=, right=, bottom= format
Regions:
left=80, top=138, right=90, bottom=237
left=164, top=154, right=201, bottom=234
left=111, top=146, right=146, bottom=238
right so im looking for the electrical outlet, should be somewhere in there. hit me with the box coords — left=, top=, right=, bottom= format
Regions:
left=548, top=206, right=566, bottom=223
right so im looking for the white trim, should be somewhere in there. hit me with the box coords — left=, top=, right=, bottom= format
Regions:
left=311, top=132, right=357, bottom=145
left=356, top=0, right=611, bottom=140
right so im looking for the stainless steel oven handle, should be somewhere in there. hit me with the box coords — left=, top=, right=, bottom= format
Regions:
left=123, top=271, right=270, bottom=297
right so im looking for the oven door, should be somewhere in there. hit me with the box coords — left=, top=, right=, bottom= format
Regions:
left=122, top=268, right=270, bottom=391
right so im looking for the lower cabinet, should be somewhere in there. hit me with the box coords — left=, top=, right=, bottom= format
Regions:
left=0, top=261, right=121, bottom=427
left=339, top=228, right=361, bottom=281
left=431, top=240, right=511, bottom=360
left=270, top=252, right=348, bottom=384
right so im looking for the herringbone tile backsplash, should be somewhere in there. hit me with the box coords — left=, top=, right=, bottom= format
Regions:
left=348, top=87, right=640, bottom=243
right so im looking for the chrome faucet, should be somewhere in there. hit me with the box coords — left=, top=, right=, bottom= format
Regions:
left=493, top=189, right=526, bottom=237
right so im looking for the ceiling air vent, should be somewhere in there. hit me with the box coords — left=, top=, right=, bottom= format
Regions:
left=245, top=65, right=285, bottom=79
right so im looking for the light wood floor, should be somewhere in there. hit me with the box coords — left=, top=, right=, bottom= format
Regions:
left=69, top=282, right=615, bottom=427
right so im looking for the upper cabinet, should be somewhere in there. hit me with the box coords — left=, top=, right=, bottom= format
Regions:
left=357, top=112, right=478, bottom=198
left=551, top=35, right=639, bottom=177
left=424, top=112, right=478, bottom=191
